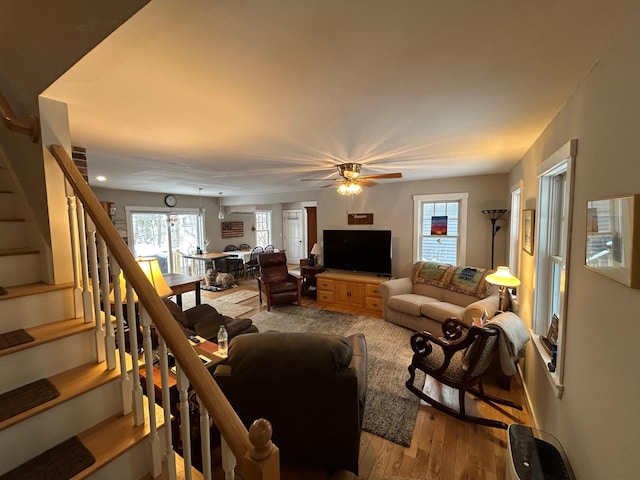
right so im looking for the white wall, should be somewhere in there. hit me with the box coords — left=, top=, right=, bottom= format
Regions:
left=509, top=14, right=640, bottom=480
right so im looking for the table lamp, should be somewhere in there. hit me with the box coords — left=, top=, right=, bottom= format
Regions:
left=485, top=266, right=520, bottom=311
left=309, top=243, right=322, bottom=266
left=110, top=257, right=173, bottom=303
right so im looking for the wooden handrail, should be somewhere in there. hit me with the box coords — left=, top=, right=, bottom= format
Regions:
left=49, top=144, right=279, bottom=477
left=0, top=89, right=40, bottom=142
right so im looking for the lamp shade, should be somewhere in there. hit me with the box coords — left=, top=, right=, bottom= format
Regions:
left=310, top=243, right=322, bottom=255
left=110, top=257, right=173, bottom=302
left=485, top=266, right=521, bottom=288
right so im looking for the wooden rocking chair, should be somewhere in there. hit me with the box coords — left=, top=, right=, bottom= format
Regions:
left=406, top=318, right=523, bottom=429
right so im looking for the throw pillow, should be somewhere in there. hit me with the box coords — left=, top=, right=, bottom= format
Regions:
left=412, top=261, right=455, bottom=287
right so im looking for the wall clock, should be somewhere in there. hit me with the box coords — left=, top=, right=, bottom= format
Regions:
left=164, top=194, right=177, bottom=207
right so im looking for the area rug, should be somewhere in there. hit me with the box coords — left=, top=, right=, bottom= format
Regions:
left=211, top=301, right=253, bottom=318
left=180, top=291, right=254, bottom=318
left=0, top=379, right=61, bottom=422
left=0, top=436, right=95, bottom=480
left=0, top=329, right=35, bottom=350
left=251, top=305, right=425, bottom=447
left=216, top=289, right=259, bottom=304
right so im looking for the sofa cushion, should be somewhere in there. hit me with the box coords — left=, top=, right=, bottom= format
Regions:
left=228, top=331, right=353, bottom=376
left=412, top=261, right=455, bottom=287
left=447, top=265, right=490, bottom=298
left=420, top=301, right=465, bottom=322
left=387, top=293, right=439, bottom=316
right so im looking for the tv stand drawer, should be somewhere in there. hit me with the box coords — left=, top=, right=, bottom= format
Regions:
left=315, top=271, right=384, bottom=318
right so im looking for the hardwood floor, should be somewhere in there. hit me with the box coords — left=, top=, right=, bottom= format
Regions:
left=197, top=277, right=534, bottom=480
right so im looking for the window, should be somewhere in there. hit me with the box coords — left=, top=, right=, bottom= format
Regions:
left=127, top=207, right=204, bottom=273
left=255, top=211, right=272, bottom=247
left=533, top=139, right=577, bottom=398
left=413, top=193, right=468, bottom=265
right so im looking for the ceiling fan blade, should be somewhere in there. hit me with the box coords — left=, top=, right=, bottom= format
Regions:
left=360, top=172, right=403, bottom=180
left=358, top=179, right=378, bottom=187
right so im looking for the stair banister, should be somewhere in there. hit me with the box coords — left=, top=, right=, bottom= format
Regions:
left=0, top=88, right=40, bottom=142
left=49, top=144, right=279, bottom=479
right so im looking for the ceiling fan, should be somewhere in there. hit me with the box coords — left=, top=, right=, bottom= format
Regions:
left=302, top=163, right=403, bottom=195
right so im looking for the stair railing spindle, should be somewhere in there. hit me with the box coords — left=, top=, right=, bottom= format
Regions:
left=111, top=259, right=132, bottom=415
left=126, top=284, right=145, bottom=426
left=86, top=225, right=106, bottom=362
left=176, top=365, right=193, bottom=480
left=198, top=395, right=213, bottom=480
left=157, top=335, right=177, bottom=479
left=140, top=305, right=163, bottom=477
left=98, top=234, right=116, bottom=370
left=66, top=195, right=83, bottom=316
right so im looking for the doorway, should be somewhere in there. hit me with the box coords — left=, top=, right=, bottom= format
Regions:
left=282, top=209, right=304, bottom=264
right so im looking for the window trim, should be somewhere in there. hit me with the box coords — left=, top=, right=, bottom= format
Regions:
left=255, top=210, right=272, bottom=247
left=532, top=139, right=577, bottom=398
left=413, top=192, right=469, bottom=265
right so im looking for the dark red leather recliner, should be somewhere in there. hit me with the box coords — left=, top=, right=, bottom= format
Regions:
left=256, top=251, right=302, bottom=310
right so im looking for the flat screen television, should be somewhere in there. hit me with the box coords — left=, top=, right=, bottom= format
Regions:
left=322, top=229, right=392, bottom=276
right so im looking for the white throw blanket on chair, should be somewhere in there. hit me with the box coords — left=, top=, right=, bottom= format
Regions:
left=486, top=312, right=530, bottom=376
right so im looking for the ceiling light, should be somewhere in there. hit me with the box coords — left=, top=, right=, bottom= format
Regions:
left=94, top=175, right=107, bottom=182
left=337, top=180, right=363, bottom=195
left=218, top=192, right=225, bottom=220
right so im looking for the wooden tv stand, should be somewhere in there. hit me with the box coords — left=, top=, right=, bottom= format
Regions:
left=315, top=271, right=388, bottom=318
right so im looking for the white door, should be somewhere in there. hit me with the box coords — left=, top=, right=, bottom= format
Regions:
left=283, top=209, right=304, bottom=264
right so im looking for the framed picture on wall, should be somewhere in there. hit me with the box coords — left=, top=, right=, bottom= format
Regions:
left=585, top=194, right=640, bottom=288
left=522, top=209, right=535, bottom=255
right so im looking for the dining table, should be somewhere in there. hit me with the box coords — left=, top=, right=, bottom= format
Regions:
left=180, top=252, right=231, bottom=276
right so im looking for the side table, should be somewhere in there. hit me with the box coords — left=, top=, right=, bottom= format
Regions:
left=301, top=265, right=325, bottom=298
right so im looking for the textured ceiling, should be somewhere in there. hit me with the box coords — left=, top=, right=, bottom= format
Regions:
left=42, top=0, right=640, bottom=197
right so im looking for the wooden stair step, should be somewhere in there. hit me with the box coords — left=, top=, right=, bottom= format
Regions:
left=0, top=282, right=73, bottom=302
left=0, top=361, right=119, bottom=431
left=0, top=317, right=93, bottom=357
left=0, top=247, right=36, bottom=256
left=71, top=398, right=165, bottom=479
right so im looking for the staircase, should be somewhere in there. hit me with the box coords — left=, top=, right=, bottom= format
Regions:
left=0, top=163, right=172, bottom=478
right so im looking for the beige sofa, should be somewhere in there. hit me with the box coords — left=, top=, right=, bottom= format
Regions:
left=380, top=261, right=501, bottom=333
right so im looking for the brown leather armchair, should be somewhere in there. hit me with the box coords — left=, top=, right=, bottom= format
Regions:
left=213, top=331, right=367, bottom=475
left=257, top=251, right=302, bottom=310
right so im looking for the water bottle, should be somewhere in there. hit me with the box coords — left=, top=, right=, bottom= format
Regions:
left=217, top=325, right=228, bottom=357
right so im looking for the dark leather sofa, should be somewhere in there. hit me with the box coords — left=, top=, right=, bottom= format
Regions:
left=213, top=331, right=367, bottom=475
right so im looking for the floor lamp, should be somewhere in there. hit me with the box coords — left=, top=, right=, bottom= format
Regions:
left=482, top=209, right=508, bottom=269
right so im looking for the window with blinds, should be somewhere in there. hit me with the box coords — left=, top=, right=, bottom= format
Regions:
left=255, top=210, right=272, bottom=246
left=419, top=201, right=460, bottom=264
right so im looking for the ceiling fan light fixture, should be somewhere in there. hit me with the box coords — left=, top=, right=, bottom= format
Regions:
left=337, top=163, right=362, bottom=179
left=337, top=180, right=363, bottom=196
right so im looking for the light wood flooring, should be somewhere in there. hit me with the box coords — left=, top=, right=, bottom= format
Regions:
left=196, top=276, right=534, bottom=480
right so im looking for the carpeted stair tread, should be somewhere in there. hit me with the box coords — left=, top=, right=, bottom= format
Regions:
left=0, top=379, right=60, bottom=422
left=0, top=362, right=120, bottom=431
left=0, top=436, right=95, bottom=480
left=0, top=329, right=34, bottom=350
left=0, top=318, right=93, bottom=357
